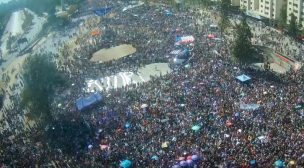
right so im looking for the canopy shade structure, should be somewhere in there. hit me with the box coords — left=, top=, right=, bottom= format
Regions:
left=191, top=125, right=201, bottom=131
left=236, top=74, right=251, bottom=83
left=90, top=44, right=136, bottom=63
left=76, top=92, right=102, bottom=111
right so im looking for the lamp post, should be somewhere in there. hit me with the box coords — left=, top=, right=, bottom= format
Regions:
left=61, top=0, right=65, bottom=11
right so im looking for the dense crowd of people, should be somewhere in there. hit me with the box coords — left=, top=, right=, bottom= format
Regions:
left=1, top=1, right=304, bottom=167
left=250, top=22, right=304, bottom=61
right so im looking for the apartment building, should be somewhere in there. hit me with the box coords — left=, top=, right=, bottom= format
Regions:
left=210, top=0, right=241, bottom=6
left=239, top=0, right=287, bottom=20
left=231, top=0, right=241, bottom=6
left=215, top=0, right=304, bottom=25
left=287, top=0, right=304, bottom=25
left=240, top=0, right=259, bottom=11
left=259, top=0, right=287, bottom=20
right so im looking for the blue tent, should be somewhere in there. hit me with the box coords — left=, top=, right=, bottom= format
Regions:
left=177, top=48, right=190, bottom=59
left=173, top=48, right=190, bottom=65
left=249, top=160, right=257, bottom=166
left=76, top=92, right=102, bottom=111
left=236, top=74, right=251, bottom=83
left=151, top=155, right=159, bottom=160
left=120, top=159, right=132, bottom=168
left=274, top=160, right=284, bottom=167
left=164, top=10, right=173, bottom=16
left=93, top=7, right=112, bottom=16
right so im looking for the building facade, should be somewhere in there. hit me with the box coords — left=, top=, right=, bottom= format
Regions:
left=287, top=0, right=304, bottom=25
left=259, top=0, right=286, bottom=20
left=216, top=0, right=304, bottom=25
left=239, top=0, right=287, bottom=20
left=210, top=0, right=241, bottom=6
left=231, top=0, right=241, bottom=6
left=240, top=0, right=259, bottom=11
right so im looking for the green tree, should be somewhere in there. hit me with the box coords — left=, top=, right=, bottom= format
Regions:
left=288, top=13, right=299, bottom=37
left=232, top=16, right=254, bottom=66
left=21, top=54, right=66, bottom=122
left=219, top=0, right=231, bottom=35
left=278, top=5, right=287, bottom=29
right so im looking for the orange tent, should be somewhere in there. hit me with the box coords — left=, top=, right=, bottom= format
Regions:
left=90, top=29, right=101, bottom=36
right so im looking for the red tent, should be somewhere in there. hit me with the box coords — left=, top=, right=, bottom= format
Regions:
left=207, top=34, right=215, bottom=39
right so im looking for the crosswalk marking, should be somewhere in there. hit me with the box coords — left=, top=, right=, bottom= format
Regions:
left=119, top=73, right=126, bottom=86
left=106, top=77, right=111, bottom=90
left=138, top=74, right=145, bottom=82
left=114, top=76, right=118, bottom=89
left=94, top=80, right=103, bottom=91
left=124, top=72, right=132, bottom=85
left=85, top=64, right=171, bottom=92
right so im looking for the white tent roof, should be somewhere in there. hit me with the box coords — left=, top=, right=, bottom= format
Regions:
left=4, top=10, right=25, bottom=36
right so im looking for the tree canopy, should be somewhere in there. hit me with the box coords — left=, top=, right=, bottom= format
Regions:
left=288, top=13, right=299, bottom=38
left=0, top=83, right=3, bottom=110
left=232, top=16, right=254, bottom=66
left=278, top=5, right=287, bottom=29
left=219, top=0, right=231, bottom=34
left=21, top=54, right=66, bottom=122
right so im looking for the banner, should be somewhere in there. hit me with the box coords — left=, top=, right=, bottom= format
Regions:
left=175, top=36, right=195, bottom=45
left=93, top=7, right=112, bottom=16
